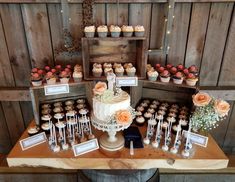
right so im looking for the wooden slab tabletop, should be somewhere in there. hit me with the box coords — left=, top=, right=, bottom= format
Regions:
left=7, top=120, right=228, bottom=170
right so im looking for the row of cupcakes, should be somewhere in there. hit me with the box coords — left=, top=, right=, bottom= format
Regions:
left=146, top=63, right=199, bottom=86
left=92, top=62, right=136, bottom=77
left=84, top=25, right=145, bottom=38
left=30, top=64, right=83, bottom=86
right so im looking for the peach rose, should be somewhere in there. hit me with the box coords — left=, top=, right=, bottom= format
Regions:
left=193, top=92, right=212, bottom=107
left=115, top=110, right=132, bottom=124
left=214, top=100, right=230, bottom=117
left=93, top=82, right=107, bottom=95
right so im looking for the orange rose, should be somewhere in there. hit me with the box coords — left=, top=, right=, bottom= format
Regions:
left=214, top=100, right=230, bottom=117
left=115, top=110, right=132, bottom=124
left=93, top=82, right=107, bottom=95
left=193, top=92, right=211, bottom=107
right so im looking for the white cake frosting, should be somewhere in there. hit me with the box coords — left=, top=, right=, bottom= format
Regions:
left=93, top=90, right=130, bottom=122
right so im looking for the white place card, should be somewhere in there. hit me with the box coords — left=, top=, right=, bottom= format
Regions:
left=183, top=130, right=208, bottom=147
left=116, top=77, right=138, bottom=87
left=72, top=138, right=99, bottom=157
left=44, top=84, right=69, bottom=96
left=20, top=132, right=47, bottom=151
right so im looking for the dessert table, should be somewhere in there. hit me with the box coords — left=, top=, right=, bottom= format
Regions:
left=7, top=120, right=228, bottom=170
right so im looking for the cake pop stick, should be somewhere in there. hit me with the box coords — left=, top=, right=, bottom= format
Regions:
left=162, top=126, right=169, bottom=151
left=52, top=124, right=60, bottom=152
left=152, top=119, right=161, bottom=148
left=182, top=123, right=191, bottom=157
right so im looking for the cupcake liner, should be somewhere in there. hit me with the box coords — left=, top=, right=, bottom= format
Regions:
left=148, top=76, right=158, bottom=81
left=93, top=71, right=102, bottom=77
left=46, top=78, right=56, bottom=85
left=160, top=76, right=170, bottom=83
left=31, top=80, right=42, bottom=87
left=115, top=72, right=124, bottom=77
left=111, top=32, right=121, bottom=38
left=73, top=77, right=82, bottom=82
left=85, top=32, right=95, bottom=38
left=135, top=31, right=145, bottom=37
left=186, top=79, right=197, bottom=86
left=173, top=78, right=183, bottom=84
left=127, top=72, right=136, bottom=77
left=123, top=32, right=133, bottom=37
left=60, top=77, right=70, bottom=84
left=98, top=32, right=108, bottom=38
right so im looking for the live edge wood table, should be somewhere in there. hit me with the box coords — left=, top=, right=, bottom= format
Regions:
left=7, top=121, right=228, bottom=170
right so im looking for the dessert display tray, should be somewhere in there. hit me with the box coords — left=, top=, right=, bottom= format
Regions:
left=7, top=120, right=228, bottom=170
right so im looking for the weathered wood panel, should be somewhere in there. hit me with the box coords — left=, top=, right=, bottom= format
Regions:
left=107, top=3, right=128, bottom=26
left=0, top=4, right=31, bottom=87
left=167, top=3, right=191, bottom=65
left=218, top=10, right=235, bottom=86
left=93, top=3, right=106, bottom=25
left=184, top=3, right=210, bottom=68
left=200, top=2, right=234, bottom=86
left=21, top=4, right=54, bottom=68
left=20, top=102, right=34, bottom=127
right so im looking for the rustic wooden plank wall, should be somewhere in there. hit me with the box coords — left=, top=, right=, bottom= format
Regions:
left=0, top=1, right=235, bottom=156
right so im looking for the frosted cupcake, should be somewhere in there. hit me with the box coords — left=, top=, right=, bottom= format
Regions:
left=122, top=25, right=134, bottom=37
left=92, top=67, right=102, bottom=77
left=59, top=71, right=70, bottom=84
left=123, top=63, right=133, bottom=69
left=27, top=126, right=40, bottom=136
left=186, top=73, right=198, bottom=86
left=74, top=64, right=83, bottom=72
left=97, top=25, right=108, bottom=37
left=104, top=67, right=113, bottom=76
left=84, top=26, right=95, bottom=38
left=110, top=25, right=121, bottom=37
left=135, top=116, right=145, bottom=126
left=134, top=25, right=145, bottom=37
left=172, top=72, right=183, bottom=85
left=73, top=71, right=83, bottom=82
left=115, top=66, right=124, bottom=77
left=160, top=70, right=170, bottom=83
left=146, top=64, right=154, bottom=72
left=147, top=70, right=158, bottom=81
left=113, top=63, right=122, bottom=69
left=103, top=63, right=112, bottom=69
left=126, top=67, right=136, bottom=77
left=45, top=71, right=57, bottom=85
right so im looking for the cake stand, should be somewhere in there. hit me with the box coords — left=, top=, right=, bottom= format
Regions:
left=91, top=113, right=132, bottom=151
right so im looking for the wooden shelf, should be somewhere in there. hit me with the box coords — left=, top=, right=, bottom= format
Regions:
left=82, top=37, right=146, bottom=41
left=7, top=120, right=228, bottom=170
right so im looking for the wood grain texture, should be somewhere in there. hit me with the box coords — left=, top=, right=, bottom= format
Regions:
left=1, top=102, right=25, bottom=145
left=200, top=2, right=234, bottom=86
left=107, top=3, right=128, bottom=26
left=0, top=88, right=30, bottom=101
left=0, top=4, right=31, bottom=87
left=93, top=3, right=106, bottom=26
left=0, top=13, right=15, bottom=87
left=0, top=104, right=12, bottom=154
left=20, top=101, right=34, bottom=127
left=185, top=3, right=210, bottom=68
left=148, top=3, right=168, bottom=66
left=21, top=4, right=54, bottom=68
left=218, top=10, right=235, bottom=86
left=167, top=3, right=191, bottom=65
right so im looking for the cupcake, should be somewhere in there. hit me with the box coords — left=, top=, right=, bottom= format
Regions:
left=147, top=70, right=158, bottom=81
left=103, top=63, right=112, bottom=69
left=155, top=63, right=161, bottom=70
left=166, top=64, right=173, bottom=70
left=183, top=68, right=189, bottom=76
left=170, top=67, right=177, bottom=75
left=97, top=25, right=108, bottom=37
left=41, top=109, right=51, bottom=115
left=157, top=66, right=165, bottom=74
left=41, top=114, right=52, bottom=121
left=115, top=66, right=124, bottom=77
left=135, top=116, right=145, bottom=126
left=73, top=71, right=83, bottom=82
left=136, top=111, right=142, bottom=116
left=45, top=72, right=57, bottom=85
left=31, top=73, right=43, bottom=87
left=104, top=67, right=113, bottom=76
left=74, top=64, right=83, bottom=72
left=27, top=126, right=40, bottom=136
left=147, top=108, right=155, bottom=114
left=113, top=63, right=122, bottom=69
left=65, top=100, right=74, bottom=106
left=144, top=112, right=153, bottom=120
left=134, top=25, right=145, bottom=37
left=92, top=66, right=103, bottom=77
left=84, top=26, right=95, bottom=38
left=41, top=122, right=52, bottom=135
left=110, top=25, right=121, bottom=37
left=123, top=63, right=133, bottom=69
left=173, top=72, right=183, bottom=85
left=177, top=64, right=184, bottom=71
left=53, top=107, right=63, bottom=113
left=59, top=70, right=70, bottom=84
left=122, top=25, right=134, bottom=37
left=126, top=67, right=136, bottom=77
left=188, top=65, right=199, bottom=76
left=160, top=70, right=170, bottom=83
left=186, top=73, right=198, bottom=86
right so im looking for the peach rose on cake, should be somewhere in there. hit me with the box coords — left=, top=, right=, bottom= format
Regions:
left=115, top=110, right=132, bottom=124
left=193, top=92, right=211, bottom=107
left=214, top=100, right=230, bottom=117
left=93, top=82, right=107, bottom=95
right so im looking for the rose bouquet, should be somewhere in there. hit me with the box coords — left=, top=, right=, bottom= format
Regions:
left=190, top=92, right=230, bottom=132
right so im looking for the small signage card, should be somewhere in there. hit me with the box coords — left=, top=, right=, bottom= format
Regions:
left=73, top=138, right=99, bottom=157
left=183, top=130, right=208, bottom=147
left=44, top=84, right=69, bottom=96
left=20, top=132, right=47, bottom=151
left=116, top=77, right=138, bottom=87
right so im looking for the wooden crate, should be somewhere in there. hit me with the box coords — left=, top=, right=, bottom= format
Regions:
left=30, top=81, right=88, bottom=125
left=82, top=37, right=147, bottom=80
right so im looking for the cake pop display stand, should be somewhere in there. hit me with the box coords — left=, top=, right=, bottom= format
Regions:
left=91, top=113, right=132, bottom=151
